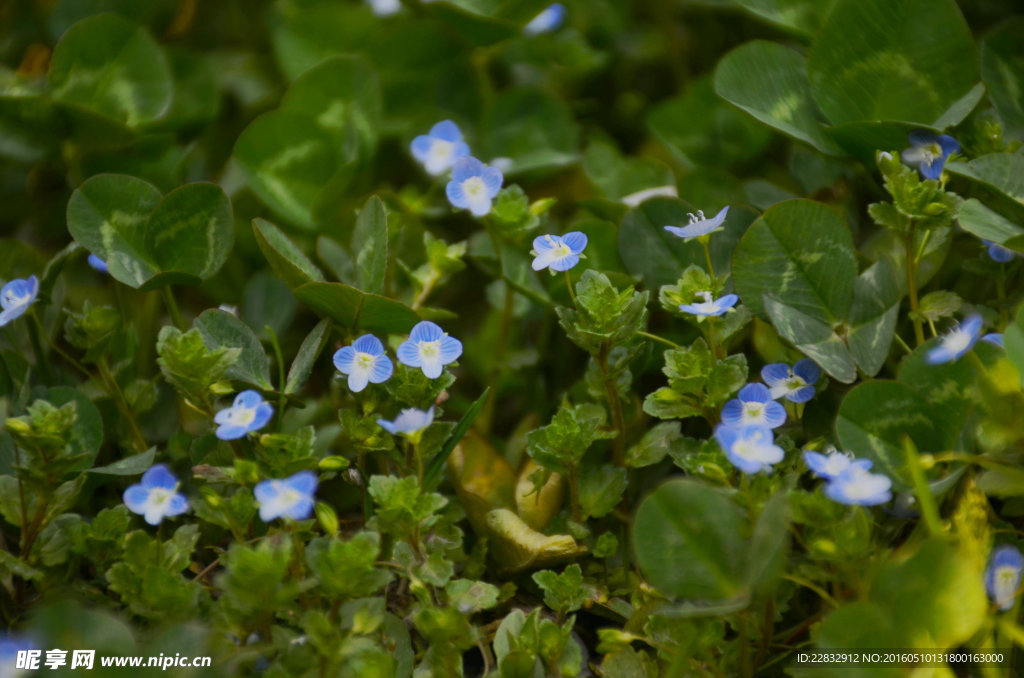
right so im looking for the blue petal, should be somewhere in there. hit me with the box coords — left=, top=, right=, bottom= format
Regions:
left=533, top=234, right=559, bottom=252
left=802, top=451, right=830, bottom=476
left=377, top=418, right=398, bottom=434
left=937, top=134, right=960, bottom=157
left=333, top=346, right=356, bottom=373
left=983, top=333, right=1005, bottom=348
left=235, top=390, right=263, bottom=409
left=370, top=355, right=394, bottom=383
left=988, top=242, right=1016, bottom=263
left=285, top=496, right=315, bottom=521
left=919, top=158, right=943, bottom=180
left=850, top=458, right=874, bottom=473
left=481, top=167, right=503, bottom=196
left=961, top=313, right=984, bottom=342
left=348, top=370, right=370, bottom=392
left=446, top=179, right=468, bottom=208
left=713, top=424, right=740, bottom=451
left=166, top=493, right=189, bottom=517
left=411, top=136, right=433, bottom=162
left=720, top=400, right=744, bottom=426
left=439, top=335, right=463, bottom=363
left=141, top=464, right=177, bottom=490
left=792, top=359, right=820, bottom=384
left=430, top=120, right=462, bottom=143
left=287, top=470, right=318, bottom=496
left=451, top=156, right=484, bottom=182
left=451, top=141, right=470, bottom=163
left=123, top=485, right=150, bottom=514
left=705, top=205, right=730, bottom=230
left=253, top=479, right=280, bottom=504
left=549, top=253, right=580, bottom=272
left=787, top=385, right=816, bottom=403
left=409, top=321, right=444, bottom=344
left=907, top=130, right=938, bottom=147
left=561, top=231, right=588, bottom=254
left=249, top=403, right=274, bottom=432
left=663, top=225, right=688, bottom=238
left=738, top=383, right=770, bottom=403
left=88, top=254, right=108, bottom=272
left=396, top=339, right=422, bottom=367
left=763, top=401, right=787, bottom=428
left=353, top=334, right=384, bottom=356
left=760, top=363, right=790, bottom=386
left=421, top=358, right=444, bottom=379
left=717, top=294, right=738, bottom=310
left=216, top=424, right=249, bottom=441
left=925, top=344, right=955, bottom=364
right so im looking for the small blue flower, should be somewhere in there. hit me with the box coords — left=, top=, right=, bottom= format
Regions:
left=663, top=206, right=730, bottom=242
left=713, top=424, right=785, bottom=474
left=446, top=157, right=503, bottom=217
left=982, top=332, right=1004, bottom=348
left=377, top=406, right=435, bottom=440
left=333, top=334, right=393, bottom=393
left=524, top=3, right=566, bottom=35
left=531, top=232, right=588, bottom=272
left=986, top=545, right=1024, bottom=611
left=0, top=275, right=39, bottom=328
left=761, top=359, right=820, bottom=403
left=824, top=465, right=892, bottom=506
left=802, top=447, right=872, bottom=481
left=678, top=290, right=737, bottom=318
left=397, top=321, right=463, bottom=379
left=925, top=314, right=983, bottom=364
left=214, top=390, right=274, bottom=440
left=254, top=471, right=317, bottom=522
left=88, top=254, right=109, bottom=273
left=901, top=131, right=959, bottom=180
left=0, top=632, right=38, bottom=673
left=983, top=240, right=1017, bottom=263
left=411, top=120, right=470, bottom=176
left=123, top=464, right=189, bottom=526
left=721, top=383, right=787, bottom=429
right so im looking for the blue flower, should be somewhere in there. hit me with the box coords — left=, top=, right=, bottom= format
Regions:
left=678, top=291, right=737, bottom=318
left=123, top=464, right=189, bottom=526
left=824, top=465, right=892, bottom=506
left=214, top=390, right=274, bottom=440
left=397, top=321, right=463, bottom=379
left=524, top=3, right=566, bottom=35
left=0, top=275, right=39, bottom=328
left=0, top=632, right=37, bottom=673
left=254, top=471, right=317, bottom=522
left=531, top=232, right=588, bottom=272
left=721, top=383, right=787, bottom=429
left=761, top=359, right=820, bottom=403
left=446, top=157, right=503, bottom=217
left=901, top=131, right=959, bottom=180
left=925, top=314, right=983, bottom=364
left=333, top=334, right=393, bottom=393
left=377, top=406, right=435, bottom=439
left=986, top=545, right=1024, bottom=611
left=663, top=206, right=730, bottom=242
left=982, top=332, right=1004, bottom=348
left=983, top=240, right=1017, bottom=263
left=802, top=447, right=872, bottom=481
left=411, top=120, right=470, bottom=176
left=88, top=254, right=109, bottom=273
left=713, top=424, right=785, bottom=474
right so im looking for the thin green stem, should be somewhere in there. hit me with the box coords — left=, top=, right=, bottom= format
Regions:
left=893, top=331, right=913, bottom=355
left=565, top=270, right=577, bottom=304
left=902, top=437, right=943, bottom=537
left=706, top=317, right=722, bottom=360
left=597, top=343, right=626, bottom=467
left=636, top=330, right=682, bottom=350
left=699, top=236, right=715, bottom=280
left=782, top=574, right=839, bottom=608
left=905, top=224, right=925, bottom=346
left=161, top=286, right=186, bottom=331
left=98, top=358, right=149, bottom=452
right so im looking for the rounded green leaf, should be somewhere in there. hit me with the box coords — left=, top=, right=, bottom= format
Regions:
left=835, top=380, right=943, bottom=488
left=144, top=182, right=233, bottom=284
left=480, top=88, right=579, bottom=173
left=732, top=199, right=855, bottom=323
left=66, top=173, right=162, bottom=288
left=980, top=17, right=1024, bottom=137
left=807, top=0, right=979, bottom=126
left=947, top=155, right=1024, bottom=209
left=233, top=110, right=340, bottom=230
left=48, top=13, right=173, bottom=127
left=632, top=479, right=746, bottom=601
left=734, top=0, right=835, bottom=35
left=714, top=41, right=839, bottom=155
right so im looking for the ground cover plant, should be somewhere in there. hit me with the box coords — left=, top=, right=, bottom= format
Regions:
left=2, top=0, right=1024, bottom=676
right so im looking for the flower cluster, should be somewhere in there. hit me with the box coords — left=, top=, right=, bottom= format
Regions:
left=410, top=120, right=504, bottom=217
left=803, top=448, right=892, bottom=506
left=332, top=321, right=462, bottom=391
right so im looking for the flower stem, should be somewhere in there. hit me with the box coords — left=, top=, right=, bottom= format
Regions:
left=700, top=237, right=715, bottom=281
left=905, top=224, right=925, bottom=347
left=597, top=343, right=626, bottom=467
left=565, top=270, right=577, bottom=304
left=706, top=317, right=722, bottom=360
left=636, top=330, right=682, bottom=350
left=902, top=437, right=943, bottom=537
left=98, top=357, right=149, bottom=452
left=161, top=286, right=186, bottom=331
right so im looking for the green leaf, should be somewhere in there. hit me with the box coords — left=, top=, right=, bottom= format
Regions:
left=89, top=448, right=156, bottom=475
left=763, top=296, right=856, bottom=383
left=48, top=14, right=172, bottom=127
left=194, top=309, right=273, bottom=390
left=352, top=196, right=388, bottom=295
left=47, top=387, right=103, bottom=472
left=955, top=198, right=1024, bottom=251
left=156, top=326, right=240, bottom=405
left=632, top=479, right=747, bottom=601
left=480, top=87, right=579, bottom=173
left=732, top=199, right=856, bottom=323
left=293, top=281, right=420, bottom=334
left=947, top=155, right=1024, bottom=209
left=305, top=532, right=392, bottom=598
left=286, top=319, right=331, bottom=395
left=252, top=218, right=325, bottom=288
left=807, top=0, right=979, bottom=126
left=714, top=41, right=839, bottom=155
left=980, top=18, right=1024, bottom=137
left=835, top=381, right=943, bottom=488
left=626, top=422, right=681, bottom=469
left=1003, top=305, right=1024, bottom=389
left=579, top=465, right=628, bottom=520
left=144, top=182, right=234, bottom=285
left=846, top=257, right=902, bottom=377
left=233, top=111, right=340, bottom=230
left=532, top=564, right=589, bottom=616
left=734, top=0, right=835, bottom=35
left=423, top=387, right=490, bottom=489
left=618, top=198, right=757, bottom=290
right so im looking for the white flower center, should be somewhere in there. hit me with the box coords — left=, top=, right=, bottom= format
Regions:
left=743, top=402, right=763, bottom=421
left=419, top=340, right=441, bottom=358
left=355, top=352, right=376, bottom=370
left=822, top=455, right=849, bottom=476
left=996, top=566, right=1019, bottom=604
left=463, top=176, right=486, bottom=198
left=919, top=143, right=941, bottom=165
left=2, top=289, right=29, bottom=307
left=282, top=488, right=300, bottom=506
left=785, top=375, right=807, bottom=391
left=149, top=488, right=172, bottom=506
left=430, top=139, right=453, bottom=162
left=230, top=407, right=257, bottom=426
left=943, top=328, right=973, bottom=355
